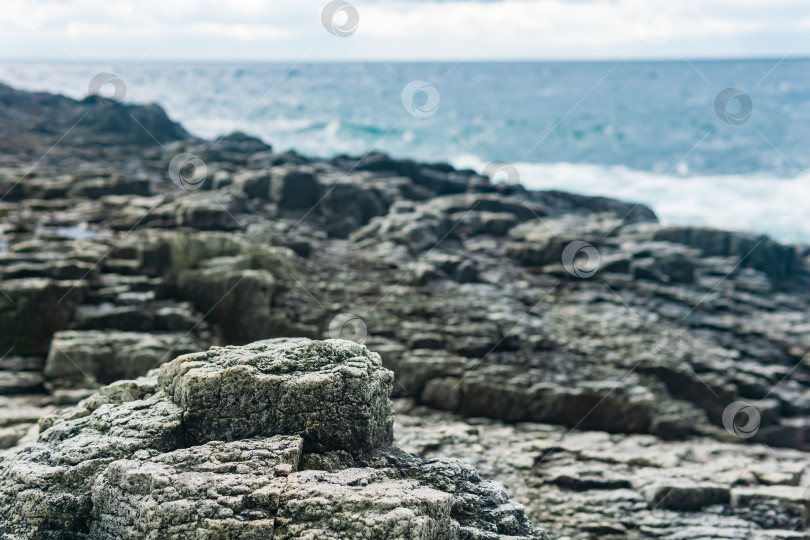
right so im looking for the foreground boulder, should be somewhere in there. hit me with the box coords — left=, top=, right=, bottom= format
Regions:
left=0, top=338, right=547, bottom=539
left=91, top=436, right=302, bottom=538
left=159, top=338, right=394, bottom=452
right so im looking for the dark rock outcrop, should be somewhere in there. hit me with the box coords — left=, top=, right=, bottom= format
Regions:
left=2, top=83, right=810, bottom=539
left=0, top=83, right=187, bottom=168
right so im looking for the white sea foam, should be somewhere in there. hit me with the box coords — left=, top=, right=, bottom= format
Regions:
left=452, top=155, right=810, bottom=245
left=2, top=62, right=808, bottom=245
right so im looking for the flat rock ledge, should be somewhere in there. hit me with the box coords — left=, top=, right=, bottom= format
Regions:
left=0, top=338, right=547, bottom=540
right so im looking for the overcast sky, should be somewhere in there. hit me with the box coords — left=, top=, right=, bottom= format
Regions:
left=3, top=0, right=810, bottom=61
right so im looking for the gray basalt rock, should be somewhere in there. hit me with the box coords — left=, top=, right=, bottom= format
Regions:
left=44, top=330, right=199, bottom=388
left=158, top=338, right=395, bottom=453
left=212, top=131, right=272, bottom=163
left=0, top=83, right=188, bottom=161
left=0, top=277, right=86, bottom=356
left=230, top=169, right=272, bottom=199
left=11, top=84, right=810, bottom=539
left=274, top=466, right=457, bottom=539
left=653, top=226, right=802, bottom=286
left=0, top=339, right=547, bottom=539
left=394, top=405, right=810, bottom=539
left=0, top=393, right=184, bottom=536
left=90, top=436, right=303, bottom=539
left=136, top=230, right=244, bottom=277
left=173, top=266, right=277, bottom=343
left=426, top=193, right=549, bottom=223
left=89, top=438, right=546, bottom=540
left=350, top=204, right=458, bottom=255
left=270, top=165, right=321, bottom=208
left=137, top=230, right=301, bottom=343
left=533, top=189, right=658, bottom=223
left=318, top=176, right=389, bottom=238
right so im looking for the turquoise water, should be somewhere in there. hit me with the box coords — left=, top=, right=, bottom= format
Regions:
left=1, top=60, right=809, bottom=243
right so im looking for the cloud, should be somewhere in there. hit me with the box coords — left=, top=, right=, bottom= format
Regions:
left=1, top=0, right=809, bottom=60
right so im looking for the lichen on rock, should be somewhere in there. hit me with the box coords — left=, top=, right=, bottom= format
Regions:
left=0, top=338, right=547, bottom=539
left=158, top=338, right=395, bottom=453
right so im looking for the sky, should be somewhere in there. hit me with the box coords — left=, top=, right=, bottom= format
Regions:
left=2, top=0, right=810, bottom=61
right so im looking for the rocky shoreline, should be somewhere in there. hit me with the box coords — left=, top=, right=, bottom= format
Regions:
left=1, top=83, right=810, bottom=538
left=1, top=338, right=546, bottom=538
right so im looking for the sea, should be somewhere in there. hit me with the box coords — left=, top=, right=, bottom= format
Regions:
left=1, top=59, right=809, bottom=244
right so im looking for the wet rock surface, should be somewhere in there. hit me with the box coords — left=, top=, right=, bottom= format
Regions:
left=1, top=83, right=809, bottom=537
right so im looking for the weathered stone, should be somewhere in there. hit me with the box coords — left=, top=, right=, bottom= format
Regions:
left=351, top=205, right=457, bottom=254
left=3, top=83, right=810, bottom=539
left=90, top=436, right=302, bottom=539
left=213, top=131, right=272, bottom=163
left=270, top=165, right=321, bottom=208
left=231, top=169, right=272, bottom=199
left=172, top=192, right=246, bottom=230
left=0, top=82, right=187, bottom=156
left=534, top=189, right=658, bottom=223
left=137, top=230, right=243, bottom=277
left=731, top=486, right=810, bottom=530
left=319, top=179, right=388, bottom=238
left=0, top=339, right=545, bottom=539
left=158, top=338, right=394, bottom=453
left=275, top=467, right=456, bottom=539
left=394, top=405, right=810, bottom=540
left=44, top=330, right=199, bottom=387
left=0, top=277, right=86, bottom=356
left=458, top=211, right=521, bottom=236
left=0, top=371, right=44, bottom=395
left=0, top=393, right=184, bottom=536
left=645, top=482, right=730, bottom=511
left=173, top=267, right=277, bottom=343
left=632, top=253, right=696, bottom=284
left=654, top=226, right=801, bottom=285
left=428, top=193, right=548, bottom=223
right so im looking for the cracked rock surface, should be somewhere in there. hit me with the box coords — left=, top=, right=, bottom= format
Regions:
left=395, top=402, right=810, bottom=539
left=2, top=83, right=810, bottom=538
left=0, top=338, right=547, bottom=539
left=158, top=338, right=394, bottom=453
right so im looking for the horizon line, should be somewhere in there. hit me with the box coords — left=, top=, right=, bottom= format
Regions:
left=1, top=54, right=809, bottom=64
